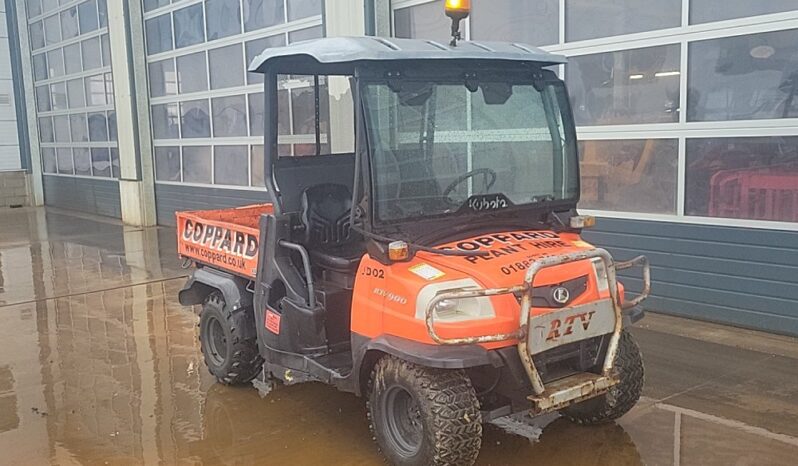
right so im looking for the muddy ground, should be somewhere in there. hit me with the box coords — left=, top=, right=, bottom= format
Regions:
left=1, top=207, right=797, bottom=465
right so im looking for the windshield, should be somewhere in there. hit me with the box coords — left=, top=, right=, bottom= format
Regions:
left=362, top=75, right=579, bottom=223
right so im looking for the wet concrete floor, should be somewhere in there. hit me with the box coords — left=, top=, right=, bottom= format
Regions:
left=1, top=206, right=797, bottom=465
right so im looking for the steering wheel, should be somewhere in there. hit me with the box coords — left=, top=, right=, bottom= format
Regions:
left=442, top=168, right=498, bottom=201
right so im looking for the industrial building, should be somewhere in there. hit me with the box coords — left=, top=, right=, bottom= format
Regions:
left=1, top=0, right=797, bottom=335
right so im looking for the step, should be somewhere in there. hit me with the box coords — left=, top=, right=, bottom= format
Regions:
left=527, top=372, right=619, bottom=414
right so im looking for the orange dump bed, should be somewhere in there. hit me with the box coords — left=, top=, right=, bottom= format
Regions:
left=176, top=203, right=274, bottom=279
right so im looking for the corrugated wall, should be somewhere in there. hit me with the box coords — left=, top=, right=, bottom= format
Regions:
left=43, top=176, right=121, bottom=218
left=155, top=184, right=266, bottom=226
left=584, top=218, right=798, bottom=337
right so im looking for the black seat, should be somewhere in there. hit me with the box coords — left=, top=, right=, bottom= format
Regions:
left=300, top=184, right=362, bottom=272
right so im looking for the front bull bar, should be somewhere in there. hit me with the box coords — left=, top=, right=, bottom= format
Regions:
left=424, top=248, right=650, bottom=404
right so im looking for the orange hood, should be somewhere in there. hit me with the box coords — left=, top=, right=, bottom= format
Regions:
left=416, top=230, right=596, bottom=289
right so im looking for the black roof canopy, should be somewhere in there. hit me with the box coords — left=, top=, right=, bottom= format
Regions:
left=248, top=36, right=567, bottom=74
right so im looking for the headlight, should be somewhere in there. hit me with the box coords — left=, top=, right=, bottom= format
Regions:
left=415, top=279, right=496, bottom=322
left=591, top=257, right=609, bottom=291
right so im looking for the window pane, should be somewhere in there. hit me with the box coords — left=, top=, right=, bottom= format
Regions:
left=174, top=4, right=205, bottom=49
left=30, top=21, right=46, bottom=50
left=182, top=146, right=212, bottom=183
left=686, top=137, right=798, bottom=222
left=691, top=1, right=798, bottom=24
left=471, top=0, right=558, bottom=47
left=209, top=44, right=244, bottom=89
left=246, top=35, right=285, bottom=84
left=42, top=148, right=57, bottom=173
left=111, top=148, right=120, bottom=177
left=69, top=113, right=88, bottom=148
left=53, top=115, right=70, bottom=142
left=206, top=0, right=241, bottom=41
left=248, top=92, right=263, bottom=136
left=44, top=14, right=61, bottom=45
left=107, top=110, right=117, bottom=140
left=151, top=103, right=180, bottom=139
left=39, top=117, right=54, bottom=142
left=51, top=82, right=67, bottom=110
left=47, top=49, right=64, bottom=77
left=57, top=148, right=74, bottom=174
left=73, top=148, right=91, bottom=176
left=67, top=78, right=85, bottom=108
left=96, top=0, right=106, bottom=26
left=214, top=145, right=248, bottom=185
left=42, top=0, right=57, bottom=14
left=84, top=74, right=106, bottom=106
left=250, top=145, right=264, bottom=186
left=104, top=72, right=114, bottom=104
left=277, top=88, right=289, bottom=135
left=287, top=0, right=321, bottom=21
left=155, top=146, right=181, bottom=181
left=288, top=25, right=322, bottom=43
left=60, top=7, right=79, bottom=39
left=212, top=95, right=248, bottom=137
left=145, top=14, right=172, bottom=55
left=91, top=147, right=112, bottom=177
left=688, top=29, right=798, bottom=122
left=35, top=85, right=51, bottom=112
left=393, top=1, right=449, bottom=43
left=28, top=0, right=43, bottom=18
left=149, top=58, right=177, bottom=97
left=176, top=52, right=207, bottom=93
left=88, top=112, right=108, bottom=141
left=180, top=99, right=211, bottom=138
left=144, top=0, right=169, bottom=12
left=101, top=33, right=111, bottom=66
left=78, top=0, right=99, bottom=34
left=565, top=0, right=680, bottom=42
left=579, top=139, right=677, bottom=214
left=567, top=45, right=680, bottom=126
left=243, top=0, right=284, bottom=32
left=81, top=37, right=102, bottom=70
left=63, top=43, right=82, bottom=75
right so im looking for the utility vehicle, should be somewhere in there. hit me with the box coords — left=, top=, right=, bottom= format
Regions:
left=176, top=4, right=650, bottom=464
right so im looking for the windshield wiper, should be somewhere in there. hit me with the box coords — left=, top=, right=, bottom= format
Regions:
left=351, top=225, right=488, bottom=257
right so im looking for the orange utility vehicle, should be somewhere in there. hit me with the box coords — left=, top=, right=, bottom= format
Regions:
left=177, top=4, right=650, bottom=465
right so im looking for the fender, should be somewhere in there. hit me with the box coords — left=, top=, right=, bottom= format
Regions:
left=178, top=267, right=253, bottom=312
left=351, top=333, right=504, bottom=396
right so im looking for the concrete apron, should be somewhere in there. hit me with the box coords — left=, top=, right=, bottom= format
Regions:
left=1, top=206, right=797, bottom=465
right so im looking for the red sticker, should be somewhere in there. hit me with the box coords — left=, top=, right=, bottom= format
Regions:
left=265, top=310, right=281, bottom=334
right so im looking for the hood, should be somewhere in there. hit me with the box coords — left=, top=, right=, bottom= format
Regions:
left=415, top=230, right=595, bottom=289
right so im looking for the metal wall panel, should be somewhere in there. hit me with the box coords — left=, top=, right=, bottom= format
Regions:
left=584, top=218, right=798, bottom=336
left=154, top=184, right=266, bottom=226
left=42, top=175, right=121, bottom=218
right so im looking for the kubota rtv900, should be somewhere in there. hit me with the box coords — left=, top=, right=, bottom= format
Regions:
left=176, top=4, right=650, bottom=465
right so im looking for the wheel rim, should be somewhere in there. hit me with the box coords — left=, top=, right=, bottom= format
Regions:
left=206, top=317, right=227, bottom=367
left=381, top=385, right=423, bottom=458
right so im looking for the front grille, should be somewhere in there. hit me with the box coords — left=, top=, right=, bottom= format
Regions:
left=514, top=274, right=588, bottom=308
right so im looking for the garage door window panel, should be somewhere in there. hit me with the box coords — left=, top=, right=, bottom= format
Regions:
left=567, top=45, right=681, bottom=126
left=182, top=146, right=213, bottom=183
left=687, top=29, right=798, bottom=122
left=214, top=145, right=249, bottom=186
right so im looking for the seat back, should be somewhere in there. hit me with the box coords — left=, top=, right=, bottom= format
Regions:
left=301, top=184, right=353, bottom=248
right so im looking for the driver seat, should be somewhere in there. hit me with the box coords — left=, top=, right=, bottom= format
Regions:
left=300, top=184, right=362, bottom=272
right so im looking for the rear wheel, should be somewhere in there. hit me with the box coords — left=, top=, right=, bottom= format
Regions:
left=367, top=356, right=482, bottom=466
left=199, top=292, right=263, bottom=385
left=561, top=330, right=644, bottom=425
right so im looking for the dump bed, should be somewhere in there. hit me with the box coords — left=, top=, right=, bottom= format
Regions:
left=176, top=204, right=273, bottom=279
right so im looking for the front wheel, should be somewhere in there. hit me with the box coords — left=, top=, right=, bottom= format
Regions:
left=367, top=356, right=483, bottom=466
left=561, top=330, right=644, bottom=425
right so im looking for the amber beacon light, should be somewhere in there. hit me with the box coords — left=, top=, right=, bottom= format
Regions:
left=444, top=0, right=470, bottom=46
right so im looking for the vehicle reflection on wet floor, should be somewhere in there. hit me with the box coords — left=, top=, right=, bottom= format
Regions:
left=1, top=207, right=797, bottom=465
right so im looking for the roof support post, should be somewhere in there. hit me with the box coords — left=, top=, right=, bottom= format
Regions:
left=107, top=0, right=156, bottom=226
